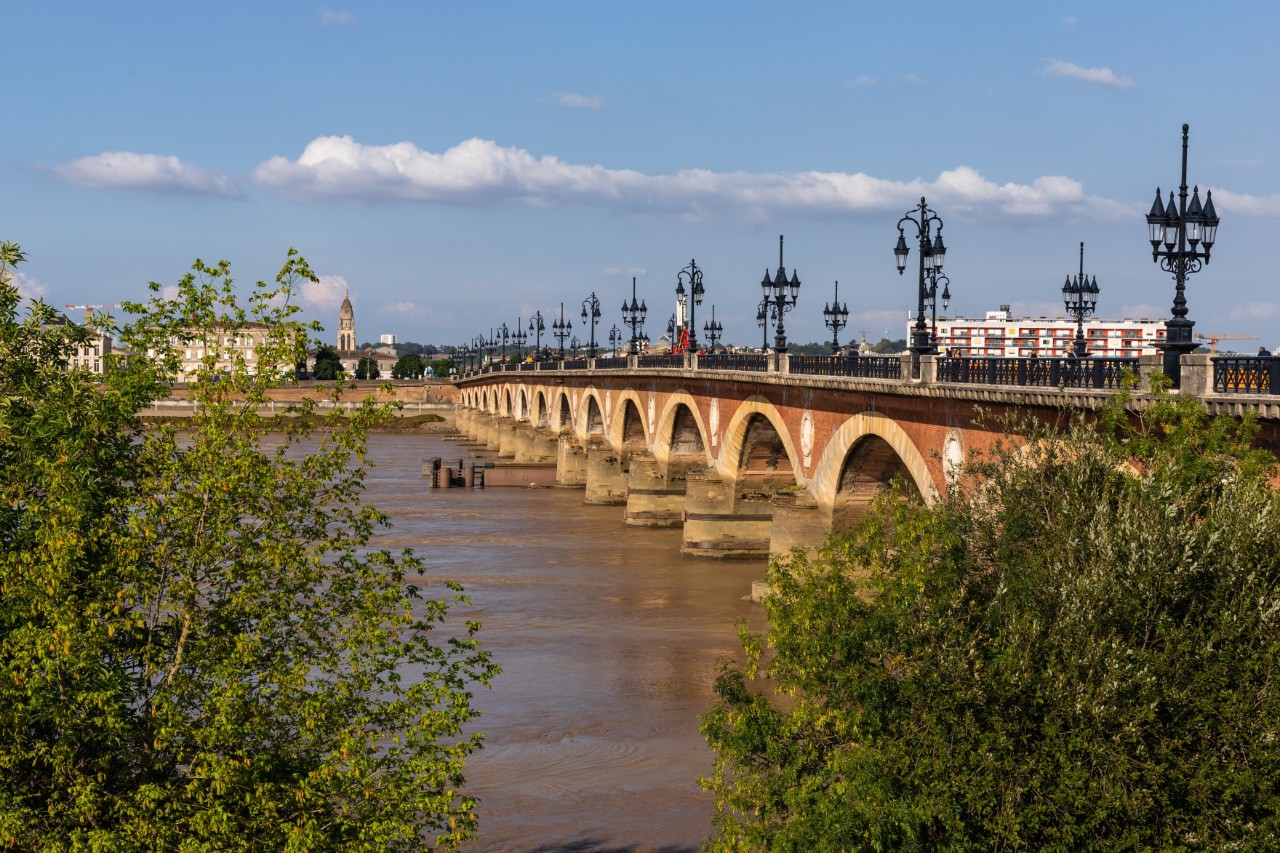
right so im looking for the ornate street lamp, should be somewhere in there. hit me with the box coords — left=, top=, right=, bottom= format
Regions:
left=608, top=324, right=622, bottom=356
left=756, top=297, right=769, bottom=350
left=528, top=311, right=546, bottom=359
left=512, top=317, right=528, bottom=361
left=581, top=292, right=602, bottom=357
left=894, top=196, right=948, bottom=359
left=703, top=305, right=723, bottom=353
left=496, top=322, right=510, bottom=362
left=760, top=235, right=800, bottom=352
left=1062, top=242, right=1099, bottom=358
left=570, top=335, right=581, bottom=358
left=928, top=273, right=950, bottom=351
left=621, top=276, right=647, bottom=355
left=484, top=329, right=497, bottom=363
left=551, top=302, right=572, bottom=358
left=676, top=259, right=705, bottom=352
left=823, top=281, right=850, bottom=353
left=1146, top=123, right=1220, bottom=384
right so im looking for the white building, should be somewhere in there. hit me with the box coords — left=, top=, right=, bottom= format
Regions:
left=912, top=307, right=1167, bottom=358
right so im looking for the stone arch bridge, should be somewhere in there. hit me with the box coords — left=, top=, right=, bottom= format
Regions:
left=454, top=353, right=1280, bottom=559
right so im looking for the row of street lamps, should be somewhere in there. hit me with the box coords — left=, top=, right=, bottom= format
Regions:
left=459, top=124, right=1219, bottom=382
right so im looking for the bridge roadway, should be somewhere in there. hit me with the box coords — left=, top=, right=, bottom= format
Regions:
left=453, top=351, right=1280, bottom=559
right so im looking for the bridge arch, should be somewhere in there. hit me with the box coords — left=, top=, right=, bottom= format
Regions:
left=809, top=412, right=939, bottom=513
left=652, top=392, right=711, bottom=472
left=608, top=390, right=649, bottom=451
left=578, top=389, right=606, bottom=441
left=719, top=398, right=803, bottom=494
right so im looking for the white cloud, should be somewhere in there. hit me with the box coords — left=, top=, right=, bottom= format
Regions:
left=302, top=275, right=349, bottom=313
left=319, top=8, right=355, bottom=26
left=849, top=75, right=878, bottom=88
left=48, top=151, right=240, bottom=197
left=1208, top=188, right=1280, bottom=216
left=161, top=285, right=180, bottom=301
left=11, top=270, right=48, bottom=301
left=1043, top=59, right=1133, bottom=90
left=1229, top=302, right=1280, bottom=322
left=252, top=135, right=1129, bottom=221
left=376, top=301, right=428, bottom=321
left=553, top=91, right=606, bottom=110
left=903, top=73, right=923, bottom=84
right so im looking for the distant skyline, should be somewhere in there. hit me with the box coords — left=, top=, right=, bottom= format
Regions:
left=7, top=2, right=1280, bottom=347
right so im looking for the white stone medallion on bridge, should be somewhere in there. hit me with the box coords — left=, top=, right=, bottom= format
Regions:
left=648, top=394, right=656, bottom=433
left=800, top=410, right=815, bottom=469
left=709, top=399, right=719, bottom=448
left=605, top=390, right=612, bottom=420
left=944, top=428, right=965, bottom=486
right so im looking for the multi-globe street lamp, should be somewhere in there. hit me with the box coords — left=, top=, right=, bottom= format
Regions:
left=675, top=259, right=705, bottom=352
left=927, top=273, right=950, bottom=351
left=703, top=305, right=722, bottom=352
left=823, top=281, right=850, bottom=353
left=512, top=317, right=528, bottom=361
left=529, top=311, right=546, bottom=359
left=581, top=293, right=602, bottom=357
left=608, top=324, right=623, bottom=356
left=894, top=196, right=948, bottom=359
left=756, top=297, right=769, bottom=351
left=1062, top=242, right=1100, bottom=358
left=570, top=336, right=581, bottom=358
left=551, top=302, right=572, bottom=358
left=621, top=276, right=648, bottom=355
left=496, top=322, right=510, bottom=362
left=760, top=235, right=801, bottom=352
left=1146, top=122, right=1220, bottom=384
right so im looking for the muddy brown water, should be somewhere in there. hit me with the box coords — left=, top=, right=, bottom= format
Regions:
left=361, top=433, right=769, bottom=852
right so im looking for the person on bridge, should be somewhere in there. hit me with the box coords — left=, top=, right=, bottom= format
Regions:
left=1259, top=346, right=1271, bottom=357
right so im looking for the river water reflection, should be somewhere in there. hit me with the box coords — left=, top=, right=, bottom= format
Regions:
left=362, top=433, right=769, bottom=852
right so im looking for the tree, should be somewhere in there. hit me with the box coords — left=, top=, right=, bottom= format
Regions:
left=312, top=344, right=342, bottom=380
left=0, top=246, right=498, bottom=850
left=356, top=356, right=380, bottom=380
left=392, top=353, right=423, bottom=380
left=702, top=385, right=1280, bottom=850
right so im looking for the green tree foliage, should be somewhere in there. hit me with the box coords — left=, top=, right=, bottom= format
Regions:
left=392, top=353, right=423, bottom=380
left=311, top=344, right=342, bottom=381
left=0, top=246, right=498, bottom=850
left=355, top=356, right=380, bottom=380
left=702, top=388, right=1280, bottom=850
left=427, top=358, right=452, bottom=378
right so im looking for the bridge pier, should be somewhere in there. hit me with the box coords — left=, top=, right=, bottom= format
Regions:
left=555, top=434, right=588, bottom=488
left=585, top=445, right=628, bottom=505
left=681, top=469, right=772, bottom=558
left=769, top=491, right=829, bottom=559
left=496, top=417, right=520, bottom=457
left=514, top=425, right=558, bottom=463
left=623, top=453, right=687, bottom=527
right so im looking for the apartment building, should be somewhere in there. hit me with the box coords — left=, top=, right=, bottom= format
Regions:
left=913, top=307, right=1167, bottom=358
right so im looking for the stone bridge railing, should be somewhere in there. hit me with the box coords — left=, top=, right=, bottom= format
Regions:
left=459, top=351, right=1280, bottom=404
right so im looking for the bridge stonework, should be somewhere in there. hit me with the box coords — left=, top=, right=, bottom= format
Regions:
left=454, top=366, right=1150, bottom=560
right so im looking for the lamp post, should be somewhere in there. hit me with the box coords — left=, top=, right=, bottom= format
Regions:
left=927, top=273, right=950, bottom=352
left=608, top=324, right=622, bottom=356
left=1062, top=242, right=1099, bottom=358
left=551, top=302, right=572, bottom=358
left=472, top=334, right=486, bottom=366
left=703, top=305, right=722, bottom=352
left=512, top=317, right=528, bottom=361
left=484, top=329, right=497, bottom=364
left=621, top=276, right=647, bottom=355
left=760, top=235, right=801, bottom=352
left=581, top=292, right=602, bottom=357
left=823, top=281, right=850, bottom=353
left=496, top=322, right=510, bottom=362
left=529, top=311, right=546, bottom=359
left=1146, top=123, right=1220, bottom=384
left=756, top=298, right=769, bottom=350
left=894, top=196, right=948, bottom=359
left=676, top=259, right=705, bottom=352
left=570, top=336, right=581, bottom=358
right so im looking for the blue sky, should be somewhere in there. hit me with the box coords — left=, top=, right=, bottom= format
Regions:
left=7, top=1, right=1280, bottom=349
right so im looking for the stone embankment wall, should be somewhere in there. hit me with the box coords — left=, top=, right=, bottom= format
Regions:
left=143, top=379, right=457, bottom=416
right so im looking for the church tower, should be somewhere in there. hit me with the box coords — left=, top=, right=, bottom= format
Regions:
left=338, top=291, right=356, bottom=352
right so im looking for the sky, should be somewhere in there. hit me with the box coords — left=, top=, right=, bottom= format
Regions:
left=6, top=1, right=1280, bottom=350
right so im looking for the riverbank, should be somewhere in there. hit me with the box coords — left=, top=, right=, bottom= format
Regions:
left=140, top=412, right=454, bottom=433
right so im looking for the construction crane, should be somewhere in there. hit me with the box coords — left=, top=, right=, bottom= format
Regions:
left=1195, top=332, right=1258, bottom=354
left=65, top=303, right=118, bottom=323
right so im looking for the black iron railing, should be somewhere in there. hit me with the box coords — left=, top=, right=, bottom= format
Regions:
left=637, top=353, right=686, bottom=369
left=518, top=361, right=538, bottom=371
left=698, top=352, right=768, bottom=372
left=561, top=359, right=589, bottom=371
left=1213, top=356, right=1280, bottom=394
left=937, top=356, right=1138, bottom=389
left=593, top=356, right=628, bottom=370
left=786, top=354, right=901, bottom=379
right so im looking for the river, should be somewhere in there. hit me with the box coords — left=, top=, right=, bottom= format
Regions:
left=362, top=432, right=769, bottom=852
